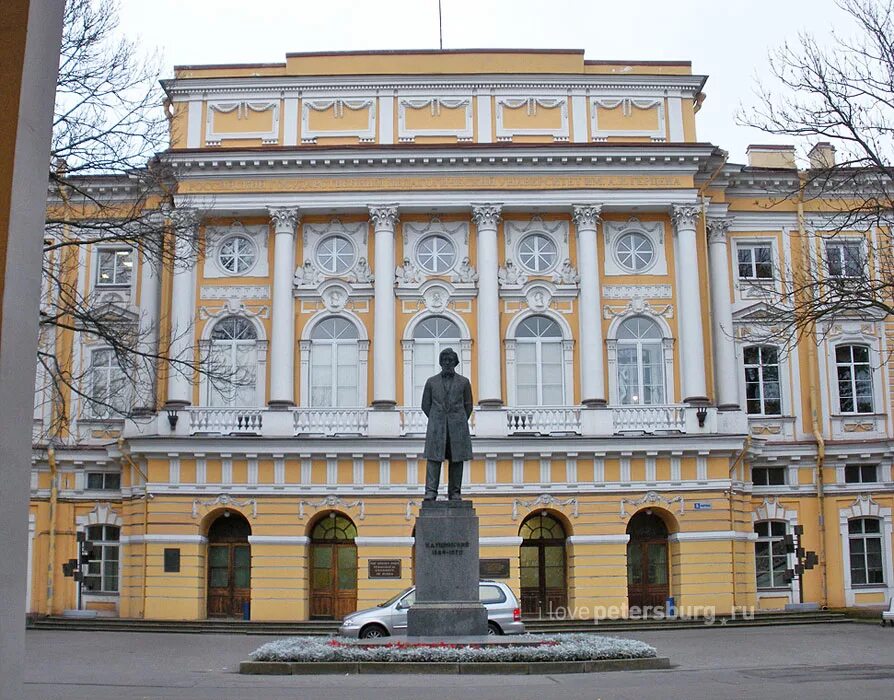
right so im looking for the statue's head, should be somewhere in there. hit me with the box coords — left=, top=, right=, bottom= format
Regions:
left=439, top=347, right=459, bottom=372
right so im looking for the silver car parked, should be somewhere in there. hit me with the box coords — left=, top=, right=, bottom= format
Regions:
left=339, top=580, right=525, bottom=638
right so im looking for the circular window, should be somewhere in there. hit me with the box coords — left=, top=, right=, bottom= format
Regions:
left=218, top=235, right=256, bottom=275
left=416, top=235, right=456, bottom=274
left=616, top=232, right=655, bottom=272
left=518, top=233, right=558, bottom=273
left=315, top=235, right=356, bottom=275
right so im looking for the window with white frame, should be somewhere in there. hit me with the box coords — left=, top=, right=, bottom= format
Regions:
left=310, top=317, right=360, bottom=407
left=736, top=243, right=773, bottom=281
left=514, top=316, right=565, bottom=406
left=616, top=317, right=665, bottom=405
left=83, top=524, right=119, bottom=593
left=615, top=232, right=655, bottom=273
left=416, top=235, right=457, bottom=274
left=217, top=235, right=257, bottom=275
left=86, top=472, right=121, bottom=490
left=206, top=316, right=258, bottom=407
left=412, top=316, right=461, bottom=405
left=848, top=517, right=884, bottom=585
left=743, top=345, right=782, bottom=415
left=835, top=344, right=873, bottom=414
left=845, top=465, right=878, bottom=484
left=96, top=248, right=133, bottom=287
left=754, top=520, right=789, bottom=589
left=826, top=239, right=864, bottom=278
left=517, top=233, right=558, bottom=273
left=752, top=466, right=786, bottom=486
left=315, top=235, right=356, bottom=275
left=87, top=348, right=128, bottom=418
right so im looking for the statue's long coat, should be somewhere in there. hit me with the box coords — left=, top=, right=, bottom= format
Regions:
left=421, top=372, right=473, bottom=461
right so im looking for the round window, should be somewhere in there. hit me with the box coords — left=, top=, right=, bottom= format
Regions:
left=315, top=235, right=356, bottom=275
left=416, top=235, right=456, bottom=274
left=616, top=232, right=655, bottom=273
left=218, top=235, right=257, bottom=275
left=517, top=233, right=558, bottom=273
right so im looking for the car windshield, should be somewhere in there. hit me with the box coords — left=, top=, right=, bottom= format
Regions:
left=377, top=587, right=413, bottom=608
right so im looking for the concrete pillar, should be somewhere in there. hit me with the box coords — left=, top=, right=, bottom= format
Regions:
left=133, top=217, right=163, bottom=413
left=267, top=207, right=300, bottom=407
left=165, top=209, right=199, bottom=407
left=369, top=205, right=399, bottom=408
left=572, top=204, right=606, bottom=406
left=471, top=204, right=503, bottom=407
left=707, top=216, right=740, bottom=410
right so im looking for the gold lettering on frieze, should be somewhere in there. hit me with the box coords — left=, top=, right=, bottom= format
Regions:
left=179, top=174, right=692, bottom=195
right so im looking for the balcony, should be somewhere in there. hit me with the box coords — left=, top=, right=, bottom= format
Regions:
left=132, top=403, right=722, bottom=440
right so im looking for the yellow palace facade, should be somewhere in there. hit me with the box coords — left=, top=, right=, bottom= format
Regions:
left=28, top=50, right=894, bottom=622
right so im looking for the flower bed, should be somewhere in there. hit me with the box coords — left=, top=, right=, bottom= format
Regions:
left=250, top=634, right=656, bottom=664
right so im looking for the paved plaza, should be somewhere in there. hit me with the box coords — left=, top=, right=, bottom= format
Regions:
left=22, top=622, right=894, bottom=699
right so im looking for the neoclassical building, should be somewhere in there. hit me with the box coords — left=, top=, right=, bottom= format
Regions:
left=28, top=50, right=894, bottom=622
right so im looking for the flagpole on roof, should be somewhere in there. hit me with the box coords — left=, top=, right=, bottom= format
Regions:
left=438, top=0, right=443, bottom=50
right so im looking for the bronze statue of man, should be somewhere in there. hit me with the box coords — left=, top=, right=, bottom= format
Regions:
left=421, top=347, right=473, bottom=501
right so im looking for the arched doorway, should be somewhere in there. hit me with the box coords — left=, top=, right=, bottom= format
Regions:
left=626, top=510, right=669, bottom=610
left=309, top=512, right=358, bottom=619
left=519, top=512, right=567, bottom=617
left=206, top=511, right=251, bottom=618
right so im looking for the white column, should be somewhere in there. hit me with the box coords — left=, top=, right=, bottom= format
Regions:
left=165, top=209, right=199, bottom=407
left=671, top=204, right=708, bottom=404
left=707, top=217, right=740, bottom=410
left=472, top=204, right=503, bottom=406
left=268, top=207, right=300, bottom=407
left=369, top=205, right=399, bottom=408
left=572, top=204, right=606, bottom=406
left=134, top=216, right=163, bottom=414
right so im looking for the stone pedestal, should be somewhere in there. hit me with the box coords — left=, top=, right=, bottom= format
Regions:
left=407, top=500, right=487, bottom=637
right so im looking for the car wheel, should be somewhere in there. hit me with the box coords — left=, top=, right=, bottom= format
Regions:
left=359, top=624, right=388, bottom=639
left=487, top=622, right=501, bottom=636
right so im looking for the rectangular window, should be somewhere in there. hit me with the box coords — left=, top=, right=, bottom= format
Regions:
left=96, top=249, right=134, bottom=287
left=743, top=345, right=782, bottom=415
left=752, top=467, right=786, bottom=486
left=754, top=521, right=789, bottom=589
left=83, top=524, right=120, bottom=593
left=848, top=518, right=884, bottom=586
left=826, top=240, right=863, bottom=278
left=844, top=465, right=878, bottom=484
left=836, top=345, right=873, bottom=414
left=737, top=243, right=774, bottom=280
left=88, top=348, right=129, bottom=418
left=86, top=472, right=121, bottom=490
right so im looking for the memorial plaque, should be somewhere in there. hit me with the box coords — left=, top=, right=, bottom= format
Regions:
left=163, top=548, right=181, bottom=573
left=479, top=558, right=510, bottom=579
left=368, top=559, right=402, bottom=579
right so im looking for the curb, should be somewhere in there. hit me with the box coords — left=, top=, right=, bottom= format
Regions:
left=240, top=656, right=671, bottom=675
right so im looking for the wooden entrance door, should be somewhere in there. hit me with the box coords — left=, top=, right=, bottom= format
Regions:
left=519, top=513, right=567, bottom=617
left=206, top=512, right=251, bottom=618
left=626, top=511, right=669, bottom=610
left=309, top=514, right=358, bottom=620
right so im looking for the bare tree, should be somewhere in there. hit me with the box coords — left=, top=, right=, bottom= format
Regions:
left=736, top=0, right=894, bottom=352
left=37, top=0, right=233, bottom=439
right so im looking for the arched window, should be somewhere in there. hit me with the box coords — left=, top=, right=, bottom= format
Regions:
left=207, top=316, right=258, bottom=407
left=754, top=521, right=788, bottom=589
left=836, top=345, right=873, bottom=414
left=616, top=317, right=665, bottom=405
left=310, top=513, right=358, bottom=619
left=310, top=317, right=360, bottom=407
left=519, top=513, right=567, bottom=616
left=515, top=316, right=564, bottom=406
left=743, top=345, right=781, bottom=415
left=411, top=316, right=461, bottom=405
left=848, top=517, right=884, bottom=585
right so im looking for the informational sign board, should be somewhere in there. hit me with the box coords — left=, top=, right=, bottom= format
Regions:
left=479, top=558, right=511, bottom=579
left=368, top=559, right=402, bottom=579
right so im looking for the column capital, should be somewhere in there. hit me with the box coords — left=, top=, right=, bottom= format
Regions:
left=268, top=206, right=300, bottom=234
left=368, top=204, right=399, bottom=230
left=706, top=216, right=731, bottom=244
left=170, top=207, right=199, bottom=233
left=572, top=204, right=602, bottom=229
left=671, top=204, right=700, bottom=232
left=471, top=203, right=503, bottom=229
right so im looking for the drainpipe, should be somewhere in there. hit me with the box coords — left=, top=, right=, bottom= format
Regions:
left=728, top=436, right=751, bottom=609
left=797, top=182, right=828, bottom=607
left=118, top=438, right=149, bottom=618
left=46, top=446, right=59, bottom=615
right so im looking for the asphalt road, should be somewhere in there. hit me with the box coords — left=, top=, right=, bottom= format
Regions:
left=23, top=622, right=894, bottom=699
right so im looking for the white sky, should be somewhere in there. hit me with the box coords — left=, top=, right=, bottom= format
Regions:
left=118, top=0, right=849, bottom=164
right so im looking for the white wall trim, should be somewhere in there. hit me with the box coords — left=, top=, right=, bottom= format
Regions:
left=480, top=536, right=523, bottom=546
left=247, top=535, right=309, bottom=546
left=567, top=534, right=630, bottom=545
left=668, top=530, right=757, bottom=543
left=354, top=536, right=414, bottom=547
left=120, top=534, right=208, bottom=545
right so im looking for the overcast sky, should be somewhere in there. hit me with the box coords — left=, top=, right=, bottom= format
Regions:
left=118, top=0, right=849, bottom=164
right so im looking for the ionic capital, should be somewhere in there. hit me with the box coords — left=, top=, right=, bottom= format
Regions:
left=368, top=204, right=400, bottom=230
left=572, top=204, right=602, bottom=230
left=268, top=206, right=300, bottom=234
left=471, top=204, right=503, bottom=229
